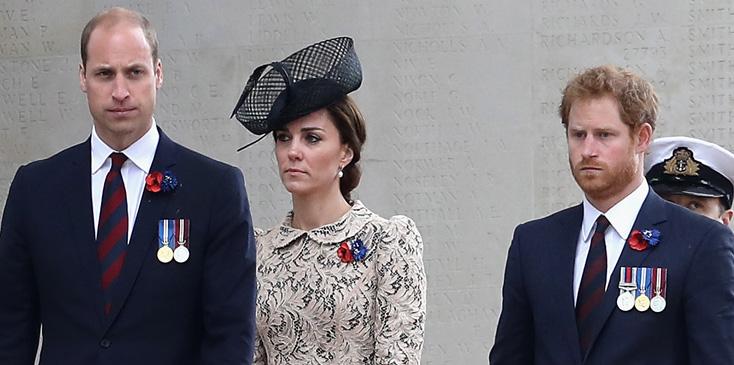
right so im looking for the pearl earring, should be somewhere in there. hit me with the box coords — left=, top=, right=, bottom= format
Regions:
left=337, top=167, right=344, bottom=178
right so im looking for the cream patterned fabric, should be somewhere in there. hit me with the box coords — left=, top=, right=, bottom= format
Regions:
left=253, top=201, right=426, bottom=364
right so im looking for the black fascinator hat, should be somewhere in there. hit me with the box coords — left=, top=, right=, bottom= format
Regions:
left=230, top=37, right=362, bottom=150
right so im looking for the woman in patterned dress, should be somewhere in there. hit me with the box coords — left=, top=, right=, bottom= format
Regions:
left=231, top=37, right=426, bottom=364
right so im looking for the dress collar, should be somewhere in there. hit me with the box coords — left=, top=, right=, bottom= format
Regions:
left=270, top=200, right=374, bottom=249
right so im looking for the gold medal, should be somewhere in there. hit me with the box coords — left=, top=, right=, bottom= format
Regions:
left=634, top=294, right=650, bottom=312
left=634, top=267, right=650, bottom=312
left=158, top=219, right=174, bottom=263
left=157, top=245, right=173, bottom=263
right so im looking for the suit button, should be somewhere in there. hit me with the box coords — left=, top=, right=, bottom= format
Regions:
left=100, top=339, right=111, bottom=349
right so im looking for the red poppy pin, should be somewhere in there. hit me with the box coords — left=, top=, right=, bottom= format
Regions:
left=145, top=170, right=179, bottom=193
left=337, top=238, right=368, bottom=263
left=628, top=229, right=661, bottom=251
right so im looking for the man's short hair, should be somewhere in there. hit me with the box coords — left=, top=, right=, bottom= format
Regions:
left=80, top=7, right=159, bottom=67
left=559, top=65, right=658, bottom=132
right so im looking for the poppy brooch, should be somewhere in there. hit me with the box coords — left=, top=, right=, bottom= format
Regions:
left=628, top=229, right=661, bottom=251
left=337, top=238, right=369, bottom=263
left=145, top=170, right=179, bottom=193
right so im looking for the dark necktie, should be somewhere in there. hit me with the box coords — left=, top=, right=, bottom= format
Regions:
left=576, top=215, right=610, bottom=354
left=97, top=152, right=128, bottom=314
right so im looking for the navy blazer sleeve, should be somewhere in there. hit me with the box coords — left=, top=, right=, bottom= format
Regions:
left=489, top=224, right=534, bottom=365
left=199, top=166, right=257, bottom=364
left=0, top=166, right=41, bottom=364
left=684, top=223, right=734, bottom=363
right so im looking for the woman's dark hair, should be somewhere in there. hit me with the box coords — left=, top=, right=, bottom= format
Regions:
left=327, top=95, right=366, bottom=203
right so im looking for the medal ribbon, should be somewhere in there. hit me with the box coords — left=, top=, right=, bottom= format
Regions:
left=657, top=267, right=667, bottom=298
left=176, top=219, right=190, bottom=247
left=619, top=267, right=634, bottom=289
left=637, top=267, right=651, bottom=296
left=158, top=219, right=174, bottom=249
left=618, top=267, right=625, bottom=287
left=631, top=267, right=638, bottom=297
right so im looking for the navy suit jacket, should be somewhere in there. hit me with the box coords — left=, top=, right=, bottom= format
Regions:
left=490, top=189, right=734, bottom=365
left=0, top=130, right=257, bottom=364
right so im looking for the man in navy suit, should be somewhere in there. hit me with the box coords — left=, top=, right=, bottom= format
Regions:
left=0, top=7, right=256, bottom=364
left=490, top=65, right=734, bottom=364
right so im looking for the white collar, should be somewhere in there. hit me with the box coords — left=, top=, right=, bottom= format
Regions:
left=269, top=200, right=374, bottom=249
left=581, top=181, right=649, bottom=242
left=91, top=119, right=160, bottom=174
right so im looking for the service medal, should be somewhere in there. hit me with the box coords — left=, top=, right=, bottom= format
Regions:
left=617, top=267, right=636, bottom=311
left=634, top=294, right=650, bottom=312
left=617, top=291, right=635, bottom=311
left=158, top=219, right=175, bottom=263
left=173, top=218, right=190, bottom=263
left=634, top=267, right=651, bottom=312
left=174, top=245, right=190, bottom=263
left=650, top=295, right=666, bottom=312
left=650, top=267, right=668, bottom=313
left=157, top=245, right=174, bottom=263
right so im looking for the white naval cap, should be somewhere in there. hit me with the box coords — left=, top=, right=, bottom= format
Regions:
left=645, top=136, right=734, bottom=208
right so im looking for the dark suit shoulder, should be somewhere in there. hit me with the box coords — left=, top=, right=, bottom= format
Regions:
left=509, top=205, right=583, bottom=258
left=515, top=204, right=582, bottom=233
left=169, top=142, right=240, bottom=174
left=14, top=141, right=88, bottom=176
left=161, top=140, right=247, bottom=200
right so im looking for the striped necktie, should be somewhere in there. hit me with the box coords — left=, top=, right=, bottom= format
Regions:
left=576, top=215, right=610, bottom=354
left=97, top=152, right=128, bottom=315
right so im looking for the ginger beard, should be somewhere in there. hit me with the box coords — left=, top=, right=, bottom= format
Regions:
left=570, top=146, right=640, bottom=203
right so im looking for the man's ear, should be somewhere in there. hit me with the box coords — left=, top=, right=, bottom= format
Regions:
left=636, top=123, right=653, bottom=153
left=721, top=209, right=733, bottom=226
left=79, top=63, right=88, bottom=92
left=154, top=58, right=163, bottom=89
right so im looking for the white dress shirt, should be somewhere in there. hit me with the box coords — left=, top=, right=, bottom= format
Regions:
left=91, top=121, right=160, bottom=242
left=572, top=182, right=649, bottom=304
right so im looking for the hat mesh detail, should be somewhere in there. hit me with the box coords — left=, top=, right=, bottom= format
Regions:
left=232, top=37, right=362, bottom=135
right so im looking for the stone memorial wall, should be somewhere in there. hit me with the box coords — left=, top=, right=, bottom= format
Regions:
left=1, top=0, right=733, bottom=363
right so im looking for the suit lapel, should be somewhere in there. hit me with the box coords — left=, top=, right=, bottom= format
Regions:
left=555, top=204, right=586, bottom=364
left=104, top=131, right=178, bottom=328
left=59, top=139, right=107, bottom=326
left=583, top=190, right=668, bottom=361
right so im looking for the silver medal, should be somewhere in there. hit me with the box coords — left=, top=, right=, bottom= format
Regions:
left=617, top=291, right=635, bottom=311
left=650, top=295, right=666, bottom=313
left=174, top=245, right=190, bottom=263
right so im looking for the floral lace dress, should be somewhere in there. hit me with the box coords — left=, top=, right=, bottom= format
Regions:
left=253, top=201, right=426, bottom=364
